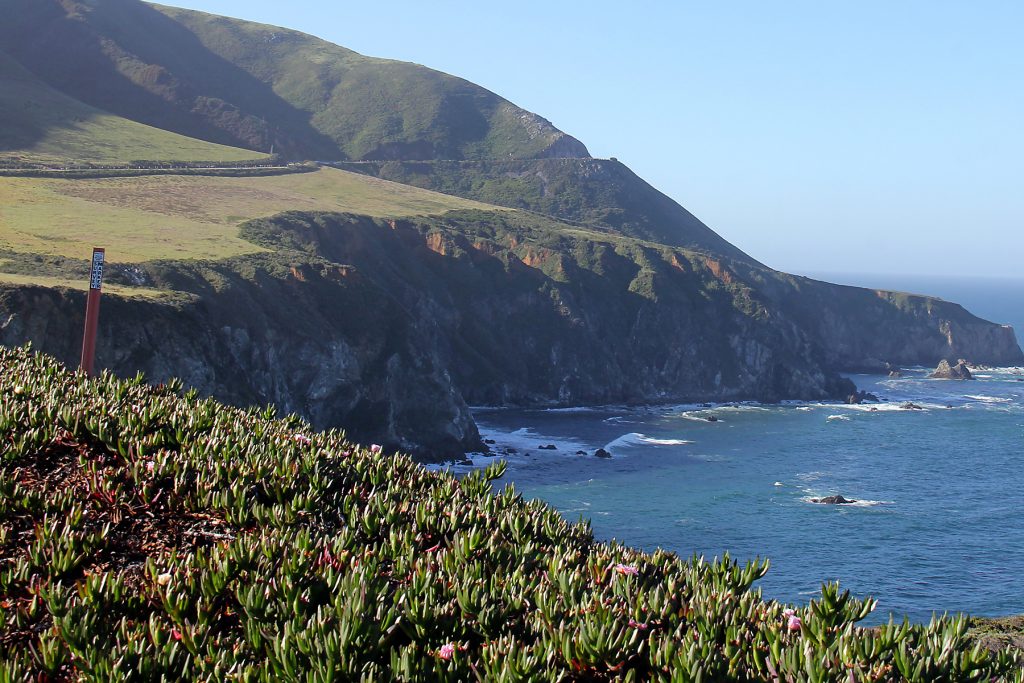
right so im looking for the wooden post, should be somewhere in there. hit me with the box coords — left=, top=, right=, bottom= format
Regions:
left=80, top=248, right=105, bottom=376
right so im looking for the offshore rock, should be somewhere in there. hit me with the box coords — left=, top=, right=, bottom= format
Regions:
left=812, top=495, right=857, bottom=505
left=929, top=359, right=974, bottom=380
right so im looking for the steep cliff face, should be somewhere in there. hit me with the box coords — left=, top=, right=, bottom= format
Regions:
left=0, top=264, right=481, bottom=459
left=822, top=289, right=1024, bottom=368
left=747, top=273, right=1024, bottom=369
left=238, top=212, right=851, bottom=407
left=0, top=210, right=1019, bottom=458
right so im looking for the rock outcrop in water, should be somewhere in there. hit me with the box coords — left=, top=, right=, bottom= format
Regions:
left=812, top=495, right=858, bottom=505
left=930, top=359, right=975, bottom=380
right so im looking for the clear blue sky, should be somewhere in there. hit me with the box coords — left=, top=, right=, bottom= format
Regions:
left=163, top=1, right=1023, bottom=279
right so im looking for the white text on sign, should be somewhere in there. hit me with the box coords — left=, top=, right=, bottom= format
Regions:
left=90, top=250, right=105, bottom=291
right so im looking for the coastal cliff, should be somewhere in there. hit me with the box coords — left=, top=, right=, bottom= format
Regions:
left=1, top=0, right=1020, bottom=458
left=2, top=210, right=1018, bottom=458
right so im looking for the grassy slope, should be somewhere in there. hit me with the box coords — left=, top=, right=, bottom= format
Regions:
left=0, top=344, right=1019, bottom=680
left=340, top=158, right=756, bottom=262
left=0, top=49, right=264, bottom=167
left=0, top=167, right=498, bottom=267
left=154, top=3, right=580, bottom=161
left=0, top=0, right=586, bottom=162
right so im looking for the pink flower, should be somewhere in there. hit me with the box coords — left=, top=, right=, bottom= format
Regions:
left=370, top=444, right=383, bottom=454
left=783, top=608, right=795, bottom=618
left=628, top=618, right=648, bottom=630
left=171, top=628, right=183, bottom=641
left=787, top=615, right=802, bottom=631
left=437, top=643, right=457, bottom=660
left=293, top=434, right=311, bottom=445
left=614, top=563, right=639, bottom=576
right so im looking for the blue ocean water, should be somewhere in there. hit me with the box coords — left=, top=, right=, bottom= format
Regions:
left=460, top=275, right=1024, bottom=624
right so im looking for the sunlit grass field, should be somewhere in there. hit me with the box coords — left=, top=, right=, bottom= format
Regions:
left=0, top=50, right=266, bottom=168
left=0, top=167, right=501, bottom=263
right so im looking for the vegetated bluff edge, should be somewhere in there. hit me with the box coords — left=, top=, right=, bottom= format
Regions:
left=0, top=0, right=1020, bottom=460
left=1, top=344, right=1023, bottom=680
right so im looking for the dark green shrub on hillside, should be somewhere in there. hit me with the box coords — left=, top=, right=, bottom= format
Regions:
left=0, top=345, right=1021, bottom=680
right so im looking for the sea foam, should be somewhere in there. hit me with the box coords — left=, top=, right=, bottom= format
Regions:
left=604, top=432, right=693, bottom=449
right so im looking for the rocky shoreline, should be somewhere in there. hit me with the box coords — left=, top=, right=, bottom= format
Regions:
left=1, top=212, right=1020, bottom=461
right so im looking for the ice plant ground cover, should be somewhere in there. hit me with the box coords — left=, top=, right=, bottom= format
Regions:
left=0, top=345, right=1021, bottom=681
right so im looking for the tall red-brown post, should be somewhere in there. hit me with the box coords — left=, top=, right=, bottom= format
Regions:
left=80, top=248, right=105, bottom=376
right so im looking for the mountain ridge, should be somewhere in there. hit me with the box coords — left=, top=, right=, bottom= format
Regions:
left=0, top=0, right=589, bottom=161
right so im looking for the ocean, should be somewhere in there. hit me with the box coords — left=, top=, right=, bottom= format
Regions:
left=456, top=274, right=1024, bottom=624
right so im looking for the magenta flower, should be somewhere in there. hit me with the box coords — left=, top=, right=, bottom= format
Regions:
left=614, top=563, right=639, bottom=576
left=293, top=434, right=311, bottom=445
left=370, top=444, right=383, bottom=454
left=783, top=608, right=795, bottom=618
left=437, top=643, right=457, bottom=659
left=628, top=618, right=648, bottom=630
left=787, top=615, right=802, bottom=631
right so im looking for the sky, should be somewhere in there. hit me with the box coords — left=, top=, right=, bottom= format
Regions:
left=163, top=1, right=1023, bottom=280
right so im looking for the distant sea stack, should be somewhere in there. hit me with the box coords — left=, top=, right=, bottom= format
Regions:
left=929, top=359, right=975, bottom=380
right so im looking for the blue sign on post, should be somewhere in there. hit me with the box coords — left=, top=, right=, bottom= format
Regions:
left=80, top=247, right=105, bottom=375
left=89, top=250, right=105, bottom=290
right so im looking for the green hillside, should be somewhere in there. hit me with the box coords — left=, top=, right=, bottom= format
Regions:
left=0, top=49, right=264, bottom=167
left=1, top=345, right=1020, bottom=680
left=0, top=0, right=587, bottom=161
left=0, top=167, right=497, bottom=267
left=340, top=158, right=756, bottom=262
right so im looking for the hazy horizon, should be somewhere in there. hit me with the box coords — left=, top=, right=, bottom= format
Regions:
left=163, top=1, right=1023, bottom=279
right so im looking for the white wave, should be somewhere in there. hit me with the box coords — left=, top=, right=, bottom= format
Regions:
left=969, top=366, right=1024, bottom=376
left=826, top=414, right=850, bottom=422
left=836, top=400, right=949, bottom=413
left=541, top=406, right=600, bottom=413
left=677, top=411, right=725, bottom=423
left=603, top=432, right=693, bottom=450
left=964, top=395, right=1013, bottom=403
left=716, top=404, right=772, bottom=412
left=639, top=436, right=694, bottom=445
left=474, top=425, right=591, bottom=459
left=800, top=496, right=893, bottom=508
